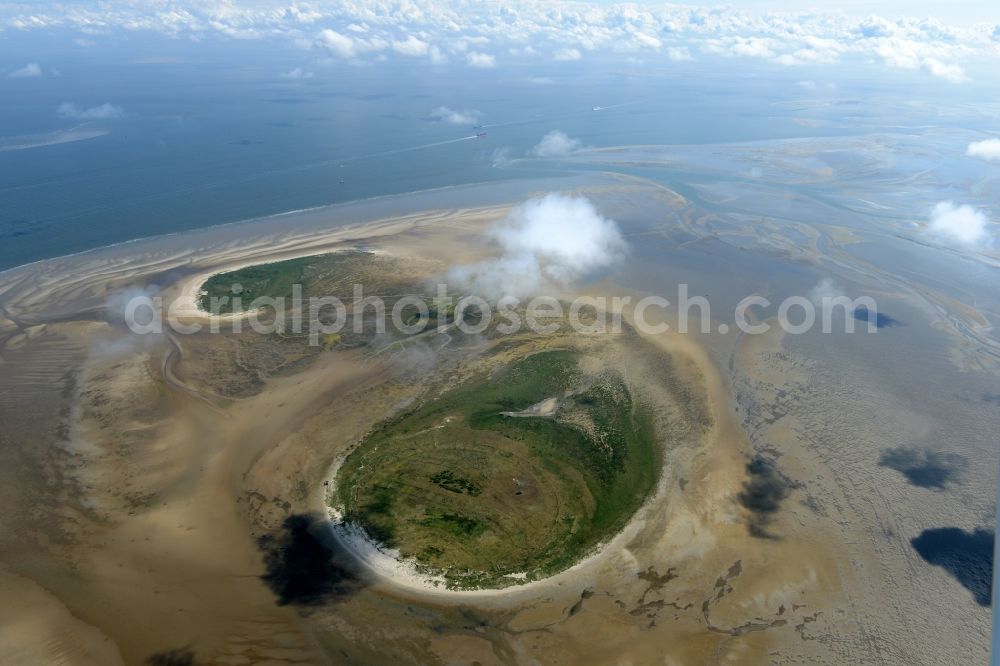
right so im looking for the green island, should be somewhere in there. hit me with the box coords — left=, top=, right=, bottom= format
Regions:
left=334, top=348, right=661, bottom=589
left=197, top=251, right=438, bottom=315
left=199, top=255, right=325, bottom=314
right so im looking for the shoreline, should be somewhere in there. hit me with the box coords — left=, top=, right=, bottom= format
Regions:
left=322, top=512, right=652, bottom=602
left=0, top=174, right=581, bottom=279
left=318, top=446, right=672, bottom=603
left=0, top=171, right=621, bottom=325
left=0, top=203, right=508, bottom=325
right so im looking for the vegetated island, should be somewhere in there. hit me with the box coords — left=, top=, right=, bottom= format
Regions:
left=194, top=251, right=711, bottom=590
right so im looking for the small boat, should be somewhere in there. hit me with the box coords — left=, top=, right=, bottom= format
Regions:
left=592, top=105, right=602, bottom=111
left=476, top=132, right=487, bottom=138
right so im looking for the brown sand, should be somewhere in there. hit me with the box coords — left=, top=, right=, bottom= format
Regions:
left=0, top=199, right=861, bottom=664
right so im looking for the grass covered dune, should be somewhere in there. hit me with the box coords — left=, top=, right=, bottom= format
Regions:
left=335, top=348, right=661, bottom=590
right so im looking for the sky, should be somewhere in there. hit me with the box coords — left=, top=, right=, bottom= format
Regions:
left=588, top=1, right=1000, bottom=25
left=1, top=1, right=998, bottom=86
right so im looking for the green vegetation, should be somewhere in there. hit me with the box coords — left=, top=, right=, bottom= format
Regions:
left=335, top=349, right=661, bottom=589
left=197, top=250, right=431, bottom=317
left=198, top=255, right=327, bottom=314
left=430, top=470, right=481, bottom=496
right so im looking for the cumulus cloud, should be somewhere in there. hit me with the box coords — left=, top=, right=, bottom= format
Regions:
left=706, top=36, right=776, bottom=59
left=771, top=36, right=844, bottom=66
left=448, top=193, right=626, bottom=298
left=280, top=67, right=313, bottom=79
left=0, top=1, right=990, bottom=80
left=94, top=286, right=165, bottom=358
left=631, top=33, right=662, bottom=50
left=316, top=29, right=354, bottom=57
left=57, top=102, right=125, bottom=119
left=920, top=57, right=967, bottom=83
left=315, top=28, right=386, bottom=59
left=967, top=139, right=1000, bottom=162
left=808, top=278, right=847, bottom=306
left=530, top=130, right=584, bottom=157
left=466, top=51, right=496, bottom=68
left=8, top=62, right=42, bottom=78
left=875, top=39, right=968, bottom=82
left=429, top=106, right=481, bottom=125
left=858, top=16, right=897, bottom=38
left=554, top=48, right=582, bottom=62
left=107, top=286, right=160, bottom=325
left=491, top=147, right=513, bottom=167
left=392, top=35, right=429, bottom=57
left=927, top=201, right=990, bottom=245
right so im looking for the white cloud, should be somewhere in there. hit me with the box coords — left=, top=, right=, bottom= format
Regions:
left=920, top=57, right=967, bottom=83
left=8, top=62, right=42, bottom=78
left=875, top=38, right=922, bottom=70
left=808, top=278, right=846, bottom=306
left=430, top=106, right=481, bottom=125
left=0, top=1, right=991, bottom=81
left=858, top=16, right=897, bottom=38
left=280, top=67, right=313, bottom=79
left=98, top=287, right=166, bottom=358
left=875, top=39, right=968, bottom=82
left=392, top=35, right=429, bottom=57
left=57, top=103, right=125, bottom=120
left=448, top=193, right=626, bottom=298
left=706, top=36, right=777, bottom=59
left=530, top=130, right=584, bottom=157
left=631, top=33, right=662, bottom=50
left=554, top=48, right=582, bottom=62
left=967, top=139, right=1000, bottom=162
left=466, top=51, right=496, bottom=68
left=315, top=29, right=388, bottom=60
left=491, top=147, right=512, bottom=167
left=317, top=29, right=357, bottom=58
left=773, top=42, right=842, bottom=66
left=927, top=201, right=990, bottom=245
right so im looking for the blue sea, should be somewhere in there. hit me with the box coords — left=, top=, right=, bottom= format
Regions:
left=0, top=31, right=989, bottom=272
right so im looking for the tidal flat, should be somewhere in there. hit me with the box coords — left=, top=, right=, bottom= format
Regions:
left=0, top=133, right=997, bottom=664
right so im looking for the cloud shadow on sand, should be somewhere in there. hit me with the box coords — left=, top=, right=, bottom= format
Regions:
left=911, top=527, right=993, bottom=606
left=852, top=306, right=903, bottom=329
left=258, top=513, right=368, bottom=609
left=146, top=647, right=195, bottom=666
left=878, top=447, right=966, bottom=490
left=737, top=456, right=800, bottom=539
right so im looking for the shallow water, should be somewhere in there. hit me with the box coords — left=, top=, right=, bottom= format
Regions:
left=4, top=35, right=995, bottom=271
